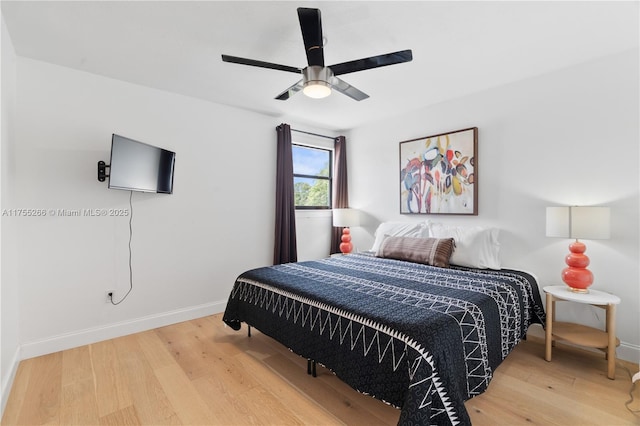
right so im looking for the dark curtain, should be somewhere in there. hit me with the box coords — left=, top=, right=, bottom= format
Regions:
left=273, top=124, right=297, bottom=264
left=331, top=136, right=348, bottom=254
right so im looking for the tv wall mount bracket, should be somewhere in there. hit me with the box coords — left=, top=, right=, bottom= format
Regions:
left=97, top=161, right=110, bottom=182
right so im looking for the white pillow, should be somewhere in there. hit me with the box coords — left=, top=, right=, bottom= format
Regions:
left=428, top=223, right=501, bottom=269
left=370, top=221, right=429, bottom=252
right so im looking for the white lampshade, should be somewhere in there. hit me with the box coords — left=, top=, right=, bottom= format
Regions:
left=333, top=208, right=360, bottom=228
left=546, top=206, right=610, bottom=240
left=571, top=206, right=610, bottom=239
left=546, top=207, right=570, bottom=237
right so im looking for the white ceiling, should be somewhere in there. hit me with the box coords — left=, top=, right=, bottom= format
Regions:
left=2, top=1, right=638, bottom=131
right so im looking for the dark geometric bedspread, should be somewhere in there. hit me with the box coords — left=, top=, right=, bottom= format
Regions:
left=223, top=253, right=546, bottom=425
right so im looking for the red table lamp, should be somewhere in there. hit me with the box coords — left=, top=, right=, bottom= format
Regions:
left=333, top=208, right=360, bottom=254
left=546, top=206, right=610, bottom=293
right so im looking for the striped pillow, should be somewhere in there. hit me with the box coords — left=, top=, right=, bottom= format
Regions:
left=376, top=236, right=455, bottom=268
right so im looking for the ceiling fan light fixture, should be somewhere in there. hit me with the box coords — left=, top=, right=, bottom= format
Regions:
left=302, top=65, right=333, bottom=99
left=303, top=81, right=331, bottom=98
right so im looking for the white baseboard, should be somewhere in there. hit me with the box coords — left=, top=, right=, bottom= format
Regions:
left=20, top=300, right=227, bottom=360
left=1, top=346, right=21, bottom=418
left=618, top=342, right=640, bottom=365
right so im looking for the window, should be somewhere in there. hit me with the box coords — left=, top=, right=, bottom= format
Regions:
left=292, top=144, right=332, bottom=209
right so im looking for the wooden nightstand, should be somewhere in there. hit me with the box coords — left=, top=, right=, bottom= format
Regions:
left=543, top=285, right=621, bottom=379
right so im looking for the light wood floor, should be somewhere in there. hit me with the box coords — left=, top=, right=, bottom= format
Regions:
left=2, top=314, right=639, bottom=425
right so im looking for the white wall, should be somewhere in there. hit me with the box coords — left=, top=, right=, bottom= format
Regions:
left=0, top=13, right=21, bottom=414
left=12, top=58, right=286, bottom=357
left=348, top=49, right=639, bottom=362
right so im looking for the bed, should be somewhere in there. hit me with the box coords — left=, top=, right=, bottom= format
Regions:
left=223, top=226, right=546, bottom=425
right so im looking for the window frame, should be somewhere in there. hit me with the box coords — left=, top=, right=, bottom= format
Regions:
left=292, top=142, right=333, bottom=210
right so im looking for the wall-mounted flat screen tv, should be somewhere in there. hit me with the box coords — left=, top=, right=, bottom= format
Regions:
left=108, top=134, right=176, bottom=194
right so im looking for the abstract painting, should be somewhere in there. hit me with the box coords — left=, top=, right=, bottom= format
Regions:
left=400, top=127, right=477, bottom=215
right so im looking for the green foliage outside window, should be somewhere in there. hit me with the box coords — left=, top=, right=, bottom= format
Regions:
left=292, top=145, right=332, bottom=209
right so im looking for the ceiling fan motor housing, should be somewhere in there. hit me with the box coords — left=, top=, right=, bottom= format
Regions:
left=302, top=66, right=334, bottom=98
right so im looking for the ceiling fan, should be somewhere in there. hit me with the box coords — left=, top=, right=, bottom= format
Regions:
left=221, top=7, right=413, bottom=101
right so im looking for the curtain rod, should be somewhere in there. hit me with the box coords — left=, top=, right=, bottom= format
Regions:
left=291, top=128, right=337, bottom=141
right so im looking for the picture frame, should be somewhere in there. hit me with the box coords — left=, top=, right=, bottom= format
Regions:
left=400, top=127, right=478, bottom=215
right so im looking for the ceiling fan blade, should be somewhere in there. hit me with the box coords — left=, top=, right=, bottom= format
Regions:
left=222, top=54, right=302, bottom=74
left=297, top=8, right=324, bottom=67
left=331, top=77, right=369, bottom=101
left=275, top=80, right=304, bottom=100
left=329, top=49, right=413, bottom=76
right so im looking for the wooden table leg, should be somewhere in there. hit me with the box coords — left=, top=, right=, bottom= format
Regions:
left=545, top=293, right=553, bottom=361
left=606, top=304, right=616, bottom=379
